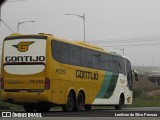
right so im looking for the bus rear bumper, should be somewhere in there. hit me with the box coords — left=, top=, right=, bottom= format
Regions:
left=1, top=90, right=51, bottom=104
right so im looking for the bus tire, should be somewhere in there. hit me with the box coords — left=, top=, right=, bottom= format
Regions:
left=23, top=105, right=35, bottom=112
left=115, top=95, right=124, bottom=110
left=84, top=105, right=92, bottom=111
left=62, top=91, right=75, bottom=112
left=74, top=92, right=85, bottom=111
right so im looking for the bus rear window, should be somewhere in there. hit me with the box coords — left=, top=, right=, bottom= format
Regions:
left=3, top=38, right=46, bottom=75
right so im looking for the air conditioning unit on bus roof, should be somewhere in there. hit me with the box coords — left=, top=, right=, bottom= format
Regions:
left=38, top=33, right=53, bottom=36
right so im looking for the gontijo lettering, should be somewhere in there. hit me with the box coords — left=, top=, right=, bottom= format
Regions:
left=76, top=70, right=98, bottom=80
left=5, top=56, right=45, bottom=62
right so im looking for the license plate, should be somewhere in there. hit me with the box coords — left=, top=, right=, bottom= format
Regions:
left=19, top=90, right=28, bottom=92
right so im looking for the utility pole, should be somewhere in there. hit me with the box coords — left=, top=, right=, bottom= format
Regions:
left=65, top=13, right=86, bottom=42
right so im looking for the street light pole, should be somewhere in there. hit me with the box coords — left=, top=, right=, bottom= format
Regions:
left=17, top=21, right=35, bottom=33
left=0, top=6, right=1, bottom=27
left=119, top=48, right=124, bottom=55
left=65, top=13, right=86, bottom=42
left=0, top=0, right=26, bottom=28
left=83, top=13, right=86, bottom=42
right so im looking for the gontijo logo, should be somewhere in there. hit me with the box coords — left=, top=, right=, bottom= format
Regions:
left=12, top=41, right=35, bottom=52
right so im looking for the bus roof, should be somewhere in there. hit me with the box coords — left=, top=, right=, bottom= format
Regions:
left=6, top=33, right=123, bottom=58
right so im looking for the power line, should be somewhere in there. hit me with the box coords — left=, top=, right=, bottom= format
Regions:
left=89, top=34, right=160, bottom=42
left=102, top=42, right=160, bottom=48
left=89, top=37, right=160, bottom=44
left=0, top=19, right=15, bottom=33
left=88, top=35, right=160, bottom=44
left=87, top=35, right=160, bottom=48
left=92, top=40, right=160, bottom=46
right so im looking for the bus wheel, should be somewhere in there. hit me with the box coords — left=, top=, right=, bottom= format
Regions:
left=84, top=105, right=92, bottom=111
left=23, top=105, right=35, bottom=112
left=62, top=91, right=75, bottom=112
left=74, top=92, right=85, bottom=111
left=115, top=95, right=124, bottom=110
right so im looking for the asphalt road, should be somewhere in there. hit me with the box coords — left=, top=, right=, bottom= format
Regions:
left=1, top=107, right=160, bottom=120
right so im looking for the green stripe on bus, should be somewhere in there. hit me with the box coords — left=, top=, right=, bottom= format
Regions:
left=104, top=73, right=119, bottom=98
left=96, top=72, right=112, bottom=98
left=96, top=72, right=119, bottom=99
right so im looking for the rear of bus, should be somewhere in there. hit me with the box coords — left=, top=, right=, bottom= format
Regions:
left=1, top=34, right=52, bottom=112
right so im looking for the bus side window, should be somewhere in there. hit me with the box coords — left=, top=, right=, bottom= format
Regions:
left=91, top=51, right=102, bottom=69
left=101, top=53, right=111, bottom=71
left=126, top=59, right=133, bottom=90
left=110, top=56, right=119, bottom=73
left=52, top=41, right=62, bottom=62
left=110, top=56, right=115, bottom=72
left=118, top=58, right=126, bottom=75
left=62, top=43, right=70, bottom=64
left=70, top=45, right=81, bottom=66
left=81, top=48, right=91, bottom=67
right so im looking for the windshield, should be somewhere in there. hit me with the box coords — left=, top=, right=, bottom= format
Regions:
left=3, top=38, right=46, bottom=75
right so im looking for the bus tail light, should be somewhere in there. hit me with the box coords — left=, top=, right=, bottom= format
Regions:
left=45, top=77, right=50, bottom=89
left=1, top=77, right=4, bottom=89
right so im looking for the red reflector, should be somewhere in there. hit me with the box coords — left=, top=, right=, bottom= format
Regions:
left=1, top=77, right=4, bottom=89
left=45, top=78, right=50, bottom=89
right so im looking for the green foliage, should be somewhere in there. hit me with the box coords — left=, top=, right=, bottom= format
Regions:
left=133, top=88, right=143, bottom=99
left=0, top=102, right=11, bottom=110
left=129, top=95, right=160, bottom=107
left=0, top=101, right=23, bottom=111
left=0, top=91, right=23, bottom=111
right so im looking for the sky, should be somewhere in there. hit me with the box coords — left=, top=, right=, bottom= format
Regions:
left=1, top=0, right=160, bottom=67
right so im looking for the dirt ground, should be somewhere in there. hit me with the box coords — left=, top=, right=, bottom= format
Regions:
left=133, top=75, right=160, bottom=96
left=133, top=75, right=159, bottom=91
left=147, top=90, right=160, bottom=96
